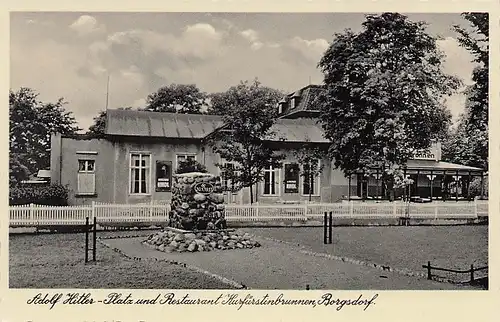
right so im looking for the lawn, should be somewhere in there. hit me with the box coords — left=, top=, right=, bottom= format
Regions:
left=242, top=225, right=488, bottom=282
left=9, top=229, right=236, bottom=289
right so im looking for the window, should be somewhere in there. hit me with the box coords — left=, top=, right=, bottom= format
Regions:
left=356, top=174, right=367, bottom=198
left=77, top=160, right=95, bottom=195
left=130, top=153, right=151, bottom=194
left=290, top=98, right=296, bottom=109
left=156, top=161, right=172, bottom=192
left=284, top=163, right=300, bottom=193
left=263, top=166, right=280, bottom=196
left=176, top=154, right=197, bottom=170
left=301, top=160, right=321, bottom=196
left=221, top=163, right=234, bottom=191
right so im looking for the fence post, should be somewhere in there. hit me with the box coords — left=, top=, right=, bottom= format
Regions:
left=255, top=205, right=259, bottom=219
left=393, top=201, right=397, bottom=217
left=434, top=203, right=438, bottom=220
left=303, top=204, right=308, bottom=221
left=349, top=201, right=354, bottom=217
left=29, top=203, right=34, bottom=225
left=91, top=201, right=96, bottom=222
left=474, top=198, right=478, bottom=218
left=470, top=264, right=474, bottom=283
left=427, top=261, right=432, bottom=280
left=150, top=200, right=154, bottom=224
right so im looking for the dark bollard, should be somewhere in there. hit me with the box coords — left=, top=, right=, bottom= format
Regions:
left=93, top=217, right=97, bottom=261
left=85, top=216, right=89, bottom=263
left=328, top=212, right=333, bottom=244
left=323, top=212, right=328, bottom=244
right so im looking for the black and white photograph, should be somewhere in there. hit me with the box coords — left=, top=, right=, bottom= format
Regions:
left=8, top=10, right=489, bottom=292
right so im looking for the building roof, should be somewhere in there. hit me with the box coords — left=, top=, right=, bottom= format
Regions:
left=106, top=108, right=329, bottom=143
left=278, top=84, right=324, bottom=118
left=268, top=118, right=328, bottom=143
left=106, top=109, right=224, bottom=139
left=406, top=160, right=484, bottom=172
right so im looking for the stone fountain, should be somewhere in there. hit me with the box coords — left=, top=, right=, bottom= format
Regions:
left=168, top=172, right=227, bottom=230
left=143, top=172, right=260, bottom=253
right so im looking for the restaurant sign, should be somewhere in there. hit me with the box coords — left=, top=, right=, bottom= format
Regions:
left=194, top=182, right=214, bottom=194
left=411, top=142, right=441, bottom=161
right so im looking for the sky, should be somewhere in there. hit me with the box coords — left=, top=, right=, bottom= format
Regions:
left=10, top=12, right=478, bottom=131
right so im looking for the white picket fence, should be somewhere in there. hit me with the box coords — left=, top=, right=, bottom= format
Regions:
left=10, top=204, right=93, bottom=226
left=9, top=202, right=171, bottom=227
left=224, top=204, right=309, bottom=221
left=9, top=200, right=488, bottom=227
left=225, top=200, right=488, bottom=221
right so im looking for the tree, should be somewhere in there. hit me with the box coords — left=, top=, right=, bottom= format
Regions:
left=9, top=88, right=80, bottom=183
left=87, top=107, right=132, bottom=136
left=208, top=80, right=285, bottom=203
left=175, top=159, right=208, bottom=174
left=444, top=13, right=489, bottom=170
left=87, top=110, right=107, bottom=136
left=315, top=13, right=460, bottom=200
left=294, top=142, right=327, bottom=201
left=208, top=81, right=284, bottom=115
left=145, top=84, right=208, bottom=114
left=442, top=115, right=485, bottom=168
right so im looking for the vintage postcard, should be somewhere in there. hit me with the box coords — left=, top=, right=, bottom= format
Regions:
left=1, top=0, right=499, bottom=321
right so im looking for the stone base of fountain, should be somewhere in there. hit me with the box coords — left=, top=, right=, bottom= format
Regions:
left=143, top=227, right=261, bottom=253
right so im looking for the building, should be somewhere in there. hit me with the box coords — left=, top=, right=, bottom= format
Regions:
left=50, top=85, right=486, bottom=205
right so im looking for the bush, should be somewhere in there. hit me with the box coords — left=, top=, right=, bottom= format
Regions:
left=175, top=159, right=208, bottom=174
left=468, top=176, right=488, bottom=199
left=9, top=184, right=69, bottom=206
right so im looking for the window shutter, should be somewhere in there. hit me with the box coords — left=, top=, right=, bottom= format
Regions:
left=78, top=173, right=96, bottom=195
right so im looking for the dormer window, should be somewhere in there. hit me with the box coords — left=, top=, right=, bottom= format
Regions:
left=278, top=97, right=287, bottom=114
left=291, top=90, right=301, bottom=109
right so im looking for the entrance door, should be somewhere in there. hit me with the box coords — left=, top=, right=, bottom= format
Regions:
left=220, top=163, right=242, bottom=204
left=356, top=174, right=368, bottom=199
left=410, top=174, right=418, bottom=198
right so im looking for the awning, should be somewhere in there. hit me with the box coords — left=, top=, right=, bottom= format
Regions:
left=355, top=160, right=485, bottom=176
left=405, top=160, right=484, bottom=175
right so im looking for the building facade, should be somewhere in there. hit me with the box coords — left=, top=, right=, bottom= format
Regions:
left=50, top=85, right=485, bottom=205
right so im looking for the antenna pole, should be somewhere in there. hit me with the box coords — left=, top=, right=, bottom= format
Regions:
left=105, top=74, right=110, bottom=110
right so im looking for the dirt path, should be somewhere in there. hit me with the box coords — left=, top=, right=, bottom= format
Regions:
left=104, top=236, right=472, bottom=290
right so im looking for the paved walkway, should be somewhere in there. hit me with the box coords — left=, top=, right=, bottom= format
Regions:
left=104, top=236, right=473, bottom=290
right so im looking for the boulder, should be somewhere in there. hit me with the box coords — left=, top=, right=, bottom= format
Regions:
left=194, top=193, right=207, bottom=202
left=194, top=239, right=207, bottom=246
left=174, top=234, right=185, bottom=242
left=187, top=243, right=197, bottom=252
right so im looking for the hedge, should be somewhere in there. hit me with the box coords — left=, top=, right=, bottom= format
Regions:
left=9, top=184, right=69, bottom=206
